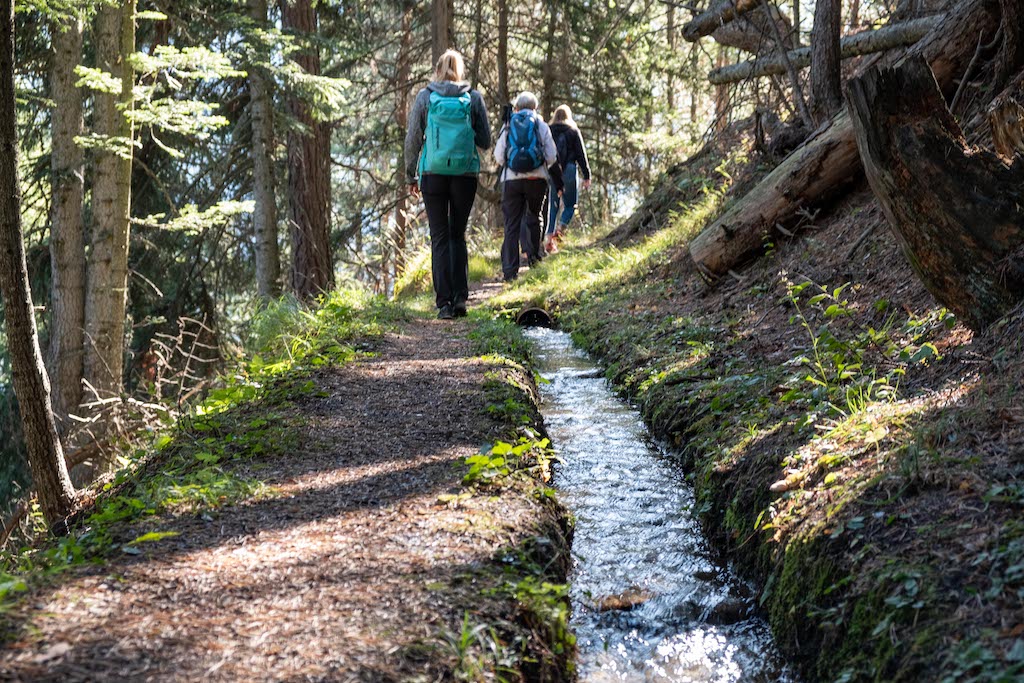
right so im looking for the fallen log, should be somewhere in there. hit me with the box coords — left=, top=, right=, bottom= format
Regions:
left=682, top=0, right=764, bottom=42
left=709, top=3, right=794, bottom=53
left=847, top=56, right=1024, bottom=329
left=712, top=11, right=790, bottom=52
left=708, top=17, right=939, bottom=85
left=687, top=0, right=999, bottom=279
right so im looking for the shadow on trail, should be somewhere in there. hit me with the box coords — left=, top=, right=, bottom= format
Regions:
left=0, top=348, right=514, bottom=677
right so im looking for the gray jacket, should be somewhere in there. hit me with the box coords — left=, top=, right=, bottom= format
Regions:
left=404, top=81, right=491, bottom=185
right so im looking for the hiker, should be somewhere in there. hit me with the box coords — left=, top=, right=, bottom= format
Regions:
left=494, top=91, right=563, bottom=282
left=404, top=49, right=491, bottom=319
left=544, top=104, right=592, bottom=254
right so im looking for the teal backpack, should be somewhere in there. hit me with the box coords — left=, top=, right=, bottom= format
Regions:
left=419, top=91, right=479, bottom=177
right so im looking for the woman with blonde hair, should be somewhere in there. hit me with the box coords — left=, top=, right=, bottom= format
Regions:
left=403, top=49, right=491, bottom=319
left=544, top=104, right=591, bottom=253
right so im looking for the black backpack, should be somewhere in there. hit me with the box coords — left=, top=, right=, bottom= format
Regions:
left=553, top=127, right=570, bottom=166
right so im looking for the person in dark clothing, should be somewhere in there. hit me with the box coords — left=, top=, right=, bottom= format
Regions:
left=494, top=91, right=563, bottom=282
left=544, top=104, right=592, bottom=254
left=404, top=49, right=491, bottom=319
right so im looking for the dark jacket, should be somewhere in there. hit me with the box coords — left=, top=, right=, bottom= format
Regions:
left=404, top=81, right=491, bottom=185
left=549, top=122, right=591, bottom=180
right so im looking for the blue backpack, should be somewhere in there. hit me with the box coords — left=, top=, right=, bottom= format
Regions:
left=420, top=91, right=479, bottom=176
left=506, top=109, right=544, bottom=173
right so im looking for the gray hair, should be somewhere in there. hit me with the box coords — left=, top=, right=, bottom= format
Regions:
left=514, top=91, right=539, bottom=110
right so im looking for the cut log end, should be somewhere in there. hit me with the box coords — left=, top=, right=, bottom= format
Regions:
left=847, top=54, right=1024, bottom=329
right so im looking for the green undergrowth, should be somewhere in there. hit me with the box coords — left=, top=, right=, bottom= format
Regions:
left=395, top=244, right=499, bottom=300
left=487, top=188, right=1024, bottom=681
left=432, top=310, right=573, bottom=682
left=0, top=287, right=403, bottom=624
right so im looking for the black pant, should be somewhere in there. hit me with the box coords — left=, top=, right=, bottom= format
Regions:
left=501, top=178, right=547, bottom=280
left=421, top=174, right=477, bottom=309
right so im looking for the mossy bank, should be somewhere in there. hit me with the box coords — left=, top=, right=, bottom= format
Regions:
left=491, top=148, right=1024, bottom=683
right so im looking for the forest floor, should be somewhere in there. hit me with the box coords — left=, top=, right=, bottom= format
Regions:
left=0, top=284, right=572, bottom=682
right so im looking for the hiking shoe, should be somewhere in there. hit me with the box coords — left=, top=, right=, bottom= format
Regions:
left=438, top=304, right=455, bottom=320
left=453, top=302, right=468, bottom=318
left=544, top=234, right=559, bottom=254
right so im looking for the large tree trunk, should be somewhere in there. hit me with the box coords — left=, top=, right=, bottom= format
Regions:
left=994, top=0, right=1024, bottom=91
left=393, top=2, right=414, bottom=279
left=667, top=2, right=676, bottom=114
left=85, top=0, right=135, bottom=407
left=687, top=0, right=998, bottom=279
left=714, top=46, right=731, bottom=132
left=469, top=0, right=483, bottom=89
left=48, top=13, right=85, bottom=426
left=810, top=0, right=843, bottom=122
left=282, top=0, right=334, bottom=300
left=541, top=0, right=558, bottom=117
left=847, top=56, right=1024, bottom=329
left=431, top=0, right=454, bottom=63
left=708, top=17, right=939, bottom=84
left=497, top=0, right=509, bottom=104
left=792, top=0, right=801, bottom=46
left=248, top=0, right=280, bottom=300
left=0, top=0, right=77, bottom=526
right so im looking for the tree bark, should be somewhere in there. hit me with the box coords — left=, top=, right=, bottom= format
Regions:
left=848, top=0, right=860, bottom=30
left=688, top=0, right=999, bottom=278
left=994, top=0, right=1024, bottom=92
left=0, top=0, right=77, bottom=526
left=988, top=69, right=1024, bottom=160
left=86, top=0, right=135, bottom=406
left=792, top=0, right=801, bottom=46
left=810, top=0, right=842, bottom=123
left=470, top=0, right=483, bottom=89
left=683, top=0, right=765, bottom=41
left=497, top=0, right=509, bottom=104
left=667, top=2, right=676, bottom=113
left=393, top=2, right=414, bottom=278
left=431, top=0, right=454, bottom=63
left=282, top=0, right=334, bottom=300
left=248, top=0, right=281, bottom=300
left=708, top=17, right=939, bottom=84
left=541, top=0, right=558, bottom=117
left=714, top=45, right=731, bottom=132
left=847, top=55, right=1024, bottom=328
left=48, top=13, right=85, bottom=425
left=710, top=6, right=793, bottom=54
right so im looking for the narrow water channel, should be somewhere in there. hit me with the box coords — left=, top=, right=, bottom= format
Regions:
left=526, top=328, right=796, bottom=682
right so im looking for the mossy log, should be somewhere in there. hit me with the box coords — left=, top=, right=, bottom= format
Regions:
left=847, top=55, right=1024, bottom=329
left=686, top=0, right=1000, bottom=280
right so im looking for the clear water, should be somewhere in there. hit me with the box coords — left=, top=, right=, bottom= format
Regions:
left=527, top=328, right=796, bottom=683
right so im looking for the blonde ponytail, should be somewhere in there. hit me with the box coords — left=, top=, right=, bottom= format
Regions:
left=434, top=49, right=466, bottom=83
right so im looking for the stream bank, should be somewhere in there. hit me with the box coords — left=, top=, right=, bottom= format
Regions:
left=492, top=181, right=1024, bottom=682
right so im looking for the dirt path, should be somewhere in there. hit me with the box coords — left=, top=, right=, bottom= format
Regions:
left=1, top=297, right=568, bottom=682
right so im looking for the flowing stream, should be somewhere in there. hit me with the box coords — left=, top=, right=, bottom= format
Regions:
left=526, top=328, right=796, bottom=682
